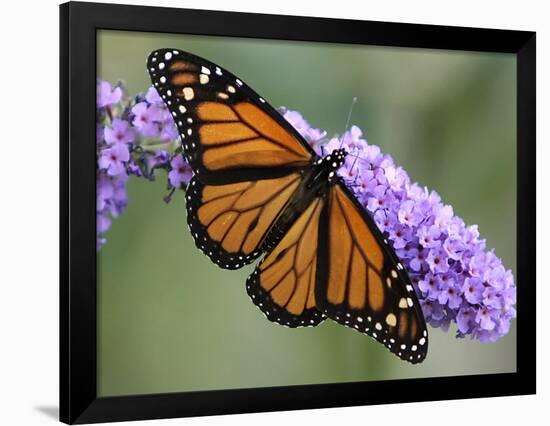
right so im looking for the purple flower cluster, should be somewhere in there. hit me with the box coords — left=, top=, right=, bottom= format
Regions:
left=95, top=80, right=516, bottom=342
left=283, top=110, right=516, bottom=342
left=96, top=81, right=192, bottom=249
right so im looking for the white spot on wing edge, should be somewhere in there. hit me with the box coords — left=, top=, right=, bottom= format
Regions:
left=385, top=313, right=397, bottom=327
left=183, top=87, right=195, bottom=100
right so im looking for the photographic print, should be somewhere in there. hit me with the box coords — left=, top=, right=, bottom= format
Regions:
left=60, top=2, right=535, bottom=423
left=96, top=30, right=516, bottom=396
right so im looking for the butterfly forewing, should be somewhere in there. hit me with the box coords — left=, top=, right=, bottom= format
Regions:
left=147, top=49, right=314, bottom=185
left=316, top=183, right=428, bottom=363
left=246, top=197, right=325, bottom=327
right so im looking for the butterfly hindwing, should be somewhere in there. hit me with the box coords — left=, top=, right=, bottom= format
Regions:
left=246, top=197, right=325, bottom=327
left=315, top=182, right=428, bottom=363
left=147, top=49, right=314, bottom=185
left=186, top=173, right=303, bottom=269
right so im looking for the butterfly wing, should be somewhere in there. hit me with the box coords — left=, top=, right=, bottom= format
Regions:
left=147, top=49, right=315, bottom=185
left=316, top=182, right=428, bottom=363
left=186, top=173, right=303, bottom=269
left=147, top=49, right=319, bottom=268
left=246, top=197, right=325, bottom=327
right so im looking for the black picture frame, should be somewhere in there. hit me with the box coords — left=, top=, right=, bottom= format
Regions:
left=60, top=1, right=536, bottom=424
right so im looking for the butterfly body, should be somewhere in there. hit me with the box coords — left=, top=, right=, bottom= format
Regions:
left=261, top=148, right=348, bottom=252
left=148, top=49, right=428, bottom=363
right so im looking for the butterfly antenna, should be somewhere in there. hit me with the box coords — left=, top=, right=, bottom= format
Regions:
left=345, top=152, right=384, bottom=178
left=346, top=152, right=368, bottom=162
left=349, top=154, right=361, bottom=176
left=339, top=97, right=358, bottom=149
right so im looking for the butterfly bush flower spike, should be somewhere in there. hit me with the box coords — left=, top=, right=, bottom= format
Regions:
left=95, top=80, right=516, bottom=343
left=281, top=109, right=516, bottom=343
left=96, top=81, right=183, bottom=249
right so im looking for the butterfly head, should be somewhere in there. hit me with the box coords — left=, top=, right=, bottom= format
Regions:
left=322, top=148, right=348, bottom=181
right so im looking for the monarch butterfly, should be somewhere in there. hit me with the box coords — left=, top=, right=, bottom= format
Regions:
left=147, top=49, right=428, bottom=363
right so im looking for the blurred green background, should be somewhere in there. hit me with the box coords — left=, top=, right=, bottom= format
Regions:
left=97, top=30, right=516, bottom=397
